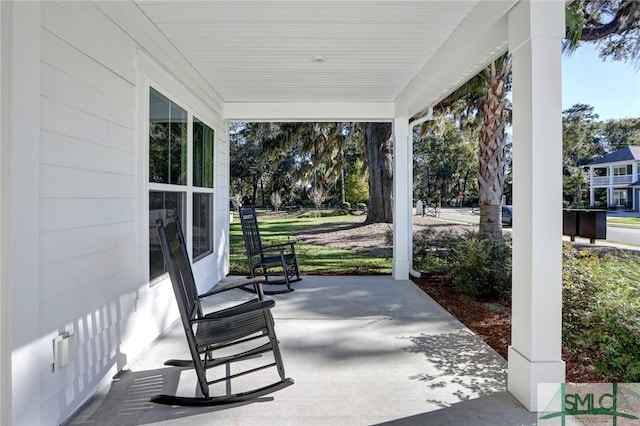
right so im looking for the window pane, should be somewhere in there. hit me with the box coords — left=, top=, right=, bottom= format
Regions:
left=193, top=192, right=213, bottom=260
left=193, top=119, right=204, bottom=187
left=149, top=191, right=185, bottom=281
left=149, top=88, right=187, bottom=185
left=193, top=117, right=215, bottom=188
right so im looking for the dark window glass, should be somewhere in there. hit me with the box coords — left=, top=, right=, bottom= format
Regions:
left=193, top=118, right=215, bottom=188
left=149, top=191, right=185, bottom=280
left=193, top=193, right=213, bottom=260
left=149, top=88, right=187, bottom=185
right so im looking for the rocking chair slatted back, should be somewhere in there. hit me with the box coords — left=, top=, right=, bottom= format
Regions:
left=240, top=209, right=263, bottom=264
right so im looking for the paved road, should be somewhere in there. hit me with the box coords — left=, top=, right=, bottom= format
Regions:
left=606, top=226, right=640, bottom=246
left=433, top=207, right=640, bottom=247
left=435, top=208, right=479, bottom=224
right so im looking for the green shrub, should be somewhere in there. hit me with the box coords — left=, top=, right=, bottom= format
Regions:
left=342, top=202, right=351, bottom=210
left=562, top=244, right=640, bottom=381
left=413, top=227, right=468, bottom=272
left=319, top=209, right=348, bottom=217
left=449, top=233, right=511, bottom=300
left=383, top=226, right=393, bottom=247
left=412, top=228, right=511, bottom=299
left=356, top=202, right=367, bottom=211
left=411, top=226, right=640, bottom=381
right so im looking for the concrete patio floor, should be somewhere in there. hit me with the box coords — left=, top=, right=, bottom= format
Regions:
left=66, top=276, right=536, bottom=425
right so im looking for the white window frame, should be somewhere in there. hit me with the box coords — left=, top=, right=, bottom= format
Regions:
left=192, top=192, right=214, bottom=262
left=191, top=117, right=215, bottom=262
left=137, top=50, right=221, bottom=290
left=614, top=189, right=628, bottom=206
left=613, top=165, right=630, bottom=176
left=146, top=85, right=216, bottom=285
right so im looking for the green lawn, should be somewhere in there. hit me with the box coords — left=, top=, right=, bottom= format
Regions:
left=607, top=217, right=640, bottom=229
left=229, top=211, right=391, bottom=275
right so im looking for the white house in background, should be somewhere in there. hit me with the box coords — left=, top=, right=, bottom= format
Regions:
left=588, top=146, right=640, bottom=211
left=1, top=1, right=566, bottom=424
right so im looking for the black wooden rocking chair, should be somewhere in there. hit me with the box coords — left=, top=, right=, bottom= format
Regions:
left=239, top=208, right=302, bottom=294
left=152, top=217, right=293, bottom=406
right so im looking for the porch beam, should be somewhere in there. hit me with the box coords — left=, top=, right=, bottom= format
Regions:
left=224, top=102, right=394, bottom=122
left=508, top=0, right=565, bottom=411
left=392, top=117, right=410, bottom=279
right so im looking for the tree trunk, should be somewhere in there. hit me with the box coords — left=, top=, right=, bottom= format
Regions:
left=363, top=122, right=393, bottom=223
left=251, top=173, right=258, bottom=206
left=341, top=151, right=345, bottom=205
left=478, top=56, right=511, bottom=242
left=576, top=178, right=583, bottom=205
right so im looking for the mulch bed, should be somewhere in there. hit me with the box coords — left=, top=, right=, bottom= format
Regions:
left=412, top=275, right=605, bottom=383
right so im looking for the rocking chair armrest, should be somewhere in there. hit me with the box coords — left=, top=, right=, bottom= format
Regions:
left=196, top=300, right=275, bottom=321
left=199, top=276, right=266, bottom=298
left=261, top=242, right=296, bottom=253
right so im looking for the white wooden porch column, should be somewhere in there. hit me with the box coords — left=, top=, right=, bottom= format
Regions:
left=0, top=3, right=11, bottom=425
left=609, top=165, right=614, bottom=185
left=508, top=0, right=565, bottom=411
left=589, top=167, right=595, bottom=206
left=609, top=185, right=614, bottom=207
left=392, top=117, right=410, bottom=279
left=5, top=2, right=42, bottom=424
left=633, top=163, right=639, bottom=211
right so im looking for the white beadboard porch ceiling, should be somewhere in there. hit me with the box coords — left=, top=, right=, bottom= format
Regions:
left=133, top=0, right=484, bottom=105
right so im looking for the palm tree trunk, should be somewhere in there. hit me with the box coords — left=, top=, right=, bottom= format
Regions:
left=478, top=56, right=511, bottom=242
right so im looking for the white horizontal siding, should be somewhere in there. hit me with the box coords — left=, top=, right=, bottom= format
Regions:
left=41, top=63, right=135, bottom=128
left=40, top=222, right=135, bottom=266
left=41, top=30, right=134, bottom=108
left=40, top=198, right=135, bottom=233
left=40, top=299, right=125, bottom=416
left=215, top=126, right=230, bottom=277
left=42, top=2, right=136, bottom=84
left=40, top=165, right=135, bottom=199
left=40, top=245, right=136, bottom=301
left=31, top=2, right=229, bottom=424
left=40, top=131, right=135, bottom=176
left=38, top=5, right=140, bottom=422
left=41, top=97, right=134, bottom=152
left=216, top=147, right=228, bottom=171
left=40, top=266, right=137, bottom=328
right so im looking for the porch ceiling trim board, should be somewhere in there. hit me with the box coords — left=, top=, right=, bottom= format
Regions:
left=395, top=0, right=516, bottom=117
left=224, top=102, right=395, bottom=122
